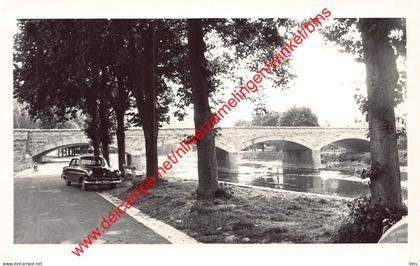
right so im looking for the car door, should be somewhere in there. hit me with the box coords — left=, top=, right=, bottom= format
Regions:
left=63, top=159, right=73, bottom=181
left=66, top=159, right=80, bottom=182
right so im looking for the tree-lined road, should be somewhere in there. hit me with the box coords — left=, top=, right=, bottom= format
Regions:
left=13, top=18, right=407, bottom=243
left=14, top=163, right=169, bottom=244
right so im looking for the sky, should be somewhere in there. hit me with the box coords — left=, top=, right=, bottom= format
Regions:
left=165, top=29, right=369, bottom=128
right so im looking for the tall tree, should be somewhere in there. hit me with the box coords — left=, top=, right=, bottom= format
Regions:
left=126, top=21, right=158, bottom=177
left=14, top=20, right=117, bottom=160
left=132, top=21, right=159, bottom=178
left=322, top=18, right=407, bottom=236
left=187, top=19, right=219, bottom=198
left=184, top=19, right=293, bottom=198
left=106, top=21, right=133, bottom=172
left=74, top=20, right=116, bottom=160
left=14, top=20, right=82, bottom=127
left=358, top=19, right=403, bottom=211
left=124, top=19, right=183, bottom=178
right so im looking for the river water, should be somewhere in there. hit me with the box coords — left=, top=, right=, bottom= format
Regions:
left=151, top=152, right=408, bottom=200
left=51, top=152, right=408, bottom=200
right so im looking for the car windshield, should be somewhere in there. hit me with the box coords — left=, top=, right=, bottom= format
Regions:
left=80, top=158, right=104, bottom=166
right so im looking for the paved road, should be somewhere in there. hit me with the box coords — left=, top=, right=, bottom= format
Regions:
left=14, top=163, right=170, bottom=244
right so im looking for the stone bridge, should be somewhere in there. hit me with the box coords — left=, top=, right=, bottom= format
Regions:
left=14, top=127, right=369, bottom=172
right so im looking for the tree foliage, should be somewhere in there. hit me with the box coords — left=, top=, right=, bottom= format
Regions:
left=280, top=106, right=319, bottom=126
left=322, top=18, right=406, bottom=115
left=14, top=102, right=39, bottom=129
left=14, top=18, right=296, bottom=196
left=13, top=19, right=181, bottom=169
left=234, top=107, right=319, bottom=127
left=185, top=18, right=295, bottom=198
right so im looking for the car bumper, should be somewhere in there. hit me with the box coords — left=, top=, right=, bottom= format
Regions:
left=83, top=179, right=122, bottom=185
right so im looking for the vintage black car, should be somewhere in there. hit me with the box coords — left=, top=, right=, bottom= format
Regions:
left=61, top=156, right=122, bottom=190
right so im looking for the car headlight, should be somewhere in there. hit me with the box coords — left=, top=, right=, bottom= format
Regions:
left=87, top=170, right=93, bottom=176
left=114, top=170, right=121, bottom=176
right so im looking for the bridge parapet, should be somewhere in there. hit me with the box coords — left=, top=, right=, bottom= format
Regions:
left=216, top=127, right=369, bottom=151
left=14, top=127, right=370, bottom=172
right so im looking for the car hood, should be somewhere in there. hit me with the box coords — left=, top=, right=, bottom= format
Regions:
left=80, top=165, right=111, bottom=171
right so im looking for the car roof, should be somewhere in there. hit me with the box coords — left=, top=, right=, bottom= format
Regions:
left=69, top=156, right=105, bottom=160
left=79, top=156, right=105, bottom=160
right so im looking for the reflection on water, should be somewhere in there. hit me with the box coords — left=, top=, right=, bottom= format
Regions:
left=155, top=153, right=408, bottom=200
left=220, top=170, right=374, bottom=198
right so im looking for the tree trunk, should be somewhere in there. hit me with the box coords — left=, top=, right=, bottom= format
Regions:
left=187, top=19, right=219, bottom=198
left=112, top=70, right=129, bottom=175
left=143, top=123, right=158, bottom=177
left=99, top=98, right=111, bottom=166
left=92, top=138, right=100, bottom=156
left=115, top=110, right=126, bottom=173
left=91, top=112, right=100, bottom=157
left=359, top=18, right=402, bottom=211
left=130, top=22, right=159, bottom=178
left=85, top=89, right=100, bottom=156
left=101, top=139, right=110, bottom=165
left=142, top=22, right=159, bottom=178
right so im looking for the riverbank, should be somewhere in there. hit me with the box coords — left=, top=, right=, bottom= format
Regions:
left=321, top=150, right=407, bottom=170
left=241, top=150, right=407, bottom=171
left=109, top=178, right=349, bottom=243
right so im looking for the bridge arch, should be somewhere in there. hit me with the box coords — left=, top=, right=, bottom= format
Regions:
left=239, top=135, right=314, bottom=151
left=316, top=129, right=369, bottom=150
left=32, top=142, right=90, bottom=161
left=238, top=136, right=320, bottom=170
left=29, top=134, right=137, bottom=169
left=320, top=138, right=370, bottom=153
left=155, top=136, right=240, bottom=174
left=30, top=136, right=90, bottom=158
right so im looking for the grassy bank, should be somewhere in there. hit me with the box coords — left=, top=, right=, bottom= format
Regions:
left=321, top=151, right=370, bottom=170
left=109, top=179, right=349, bottom=243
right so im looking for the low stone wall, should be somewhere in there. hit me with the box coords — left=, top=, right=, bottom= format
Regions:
left=14, top=130, right=32, bottom=172
left=14, top=153, right=33, bottom=172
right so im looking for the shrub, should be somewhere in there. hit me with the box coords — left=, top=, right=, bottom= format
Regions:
left=334, top=196, right=406, bottom=243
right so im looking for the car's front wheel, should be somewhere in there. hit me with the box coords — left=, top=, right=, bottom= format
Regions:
left=110, top=184, right=117, bottom=189
left=66, top=181, right=71, bottom=186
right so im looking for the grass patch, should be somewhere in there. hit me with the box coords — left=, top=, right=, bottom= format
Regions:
left=109, top=178, right=348, bottom=243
